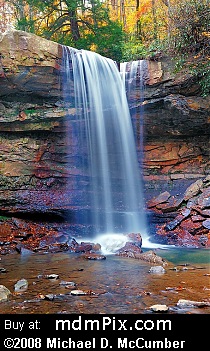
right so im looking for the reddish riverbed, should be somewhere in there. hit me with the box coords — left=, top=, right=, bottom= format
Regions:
left=0, top=247, right=209, bottom=314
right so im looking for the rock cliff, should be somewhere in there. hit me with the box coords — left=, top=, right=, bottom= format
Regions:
left=0, top=29, right=209, bottom=248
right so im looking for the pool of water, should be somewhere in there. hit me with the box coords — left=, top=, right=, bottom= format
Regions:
left=0, top=247, right=209, bottom=314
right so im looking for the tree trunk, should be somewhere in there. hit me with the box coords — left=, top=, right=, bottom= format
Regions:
left=69, top=9, right=80, bottom=43
left=136, top=0, right=141, bottom=40
left=120, top=0, right=126, bottom=27
left=161, top=0, right=172, bottom=43
left=152, top=0, right=158, bottom=40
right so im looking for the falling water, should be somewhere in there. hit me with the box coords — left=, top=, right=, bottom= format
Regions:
left=120, top=60, right=154, bottom=249
left=120, top=59, right=148, bottom=169
left=62, top=47, right=148, bottom=242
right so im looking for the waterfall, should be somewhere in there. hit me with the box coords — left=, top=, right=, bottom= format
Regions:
left=62, top=46, right=148, bottom=240
left=120, top=59, right=148, bottom=170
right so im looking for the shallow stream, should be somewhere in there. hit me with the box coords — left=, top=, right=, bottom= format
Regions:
left=0, top=247, right=209, bottom=314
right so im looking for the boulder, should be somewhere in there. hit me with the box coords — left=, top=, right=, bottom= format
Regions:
left=135, top=250, right=168, bottom=265
left=0, top=285, right=11, bottom=302
left=83, top=253, right=106, bottom=260
left=116, top=241, right=143, bottom=258
left=184, top=179, right=203, bottom=201
left=149, top=266, right=166, bottom=274
left=0, top=29, right=62, bottom=98
left=150, top=304, right=169, bottom=312
left=177, top=299, right=210, bottom=308
left=153, top=178, right=210, bottom=247
left=14, top=278, right=28, bottom=292
left=147, top=191, right=171, bottom=208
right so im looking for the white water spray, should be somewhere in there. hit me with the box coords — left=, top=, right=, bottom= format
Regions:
left=94, top=233, right=128, bottom=255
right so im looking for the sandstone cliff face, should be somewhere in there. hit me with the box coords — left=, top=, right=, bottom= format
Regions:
left=0, top=30, right=77, bottom=216
left=0, top=30, right=209, bottom=247
left=129, top=60, right=210, bottom=186
left=0, top=29, right=61, bottom=98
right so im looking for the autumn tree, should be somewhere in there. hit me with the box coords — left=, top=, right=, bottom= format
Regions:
left=1, top=0, right=209, bottom=66
left=169, top=0, right=210, bottom=54
left=106, top=1, right=169, bottom=43
left=0, top=0, right=16, bottom=31
left=2, top=0, right=124, bottom=60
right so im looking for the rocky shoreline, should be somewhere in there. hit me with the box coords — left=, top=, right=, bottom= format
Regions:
left=0, top=238, right=209, bottom=313
left=0, top=176, right=209, bottom=257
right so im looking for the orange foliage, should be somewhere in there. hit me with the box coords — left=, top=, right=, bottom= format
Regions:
left=136, top=1, right=151, bottom=19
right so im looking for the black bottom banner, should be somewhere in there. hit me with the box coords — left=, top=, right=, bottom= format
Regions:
left=0, top=314, right=208, bottom=350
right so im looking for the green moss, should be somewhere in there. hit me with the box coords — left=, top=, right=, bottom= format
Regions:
left=25, top=109, right=38, bottom=115
left=0, top=215, right=9, bottom=221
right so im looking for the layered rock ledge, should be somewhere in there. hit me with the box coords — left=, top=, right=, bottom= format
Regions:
left=0, top=29, right=62, bottom=98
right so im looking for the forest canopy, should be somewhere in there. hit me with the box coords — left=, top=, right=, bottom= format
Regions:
left=0, top=0, right=209, bottom=93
